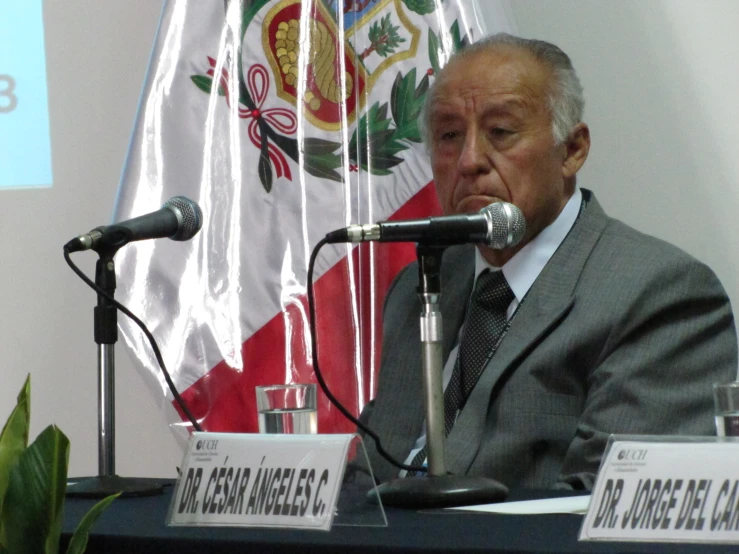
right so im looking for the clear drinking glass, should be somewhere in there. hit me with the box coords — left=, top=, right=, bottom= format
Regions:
left=713, top=381, right=739, bottom=437
left=255, top=384, right=317, bottom=434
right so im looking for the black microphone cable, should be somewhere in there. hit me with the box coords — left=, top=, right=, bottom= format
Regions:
left=307, top=237, right=427, bottom=475
left=63, top=246, right=203, bottom=433
left=65, top=228, right=439, bottom=471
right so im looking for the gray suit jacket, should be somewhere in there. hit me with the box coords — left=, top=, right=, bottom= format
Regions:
left=361, top=190, right=737, bottom=490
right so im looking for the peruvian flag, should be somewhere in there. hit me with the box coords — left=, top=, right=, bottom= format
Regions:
left=113, top=0, right=514, bottom=438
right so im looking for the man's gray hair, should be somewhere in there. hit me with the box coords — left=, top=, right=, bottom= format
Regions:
left=420, top=33, right=585, bottom=148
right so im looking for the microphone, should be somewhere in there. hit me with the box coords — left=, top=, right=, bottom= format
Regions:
left=325, top=202, right=526, bottom=249
left=64, top=196, right=204, bottom=253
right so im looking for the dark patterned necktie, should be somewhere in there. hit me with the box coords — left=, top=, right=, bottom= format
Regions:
left=408, top=269, right=514, bottom=474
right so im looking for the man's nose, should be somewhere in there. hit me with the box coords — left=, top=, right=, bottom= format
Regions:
left=457, top=131, right=491, bottom=175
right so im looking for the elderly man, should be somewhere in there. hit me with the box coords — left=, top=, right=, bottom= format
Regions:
left=360, top=33, right=737, bottom=491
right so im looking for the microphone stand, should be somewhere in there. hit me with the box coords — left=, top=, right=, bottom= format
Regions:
left=66, top=247, right=163, bottom=498
left=374, top=243, right=508, bottom=508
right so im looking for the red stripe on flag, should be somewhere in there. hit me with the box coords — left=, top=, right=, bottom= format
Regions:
left=177, top=181, right=441, bottom=433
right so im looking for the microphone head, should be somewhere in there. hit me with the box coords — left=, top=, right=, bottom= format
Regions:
left=481, top=202, right=526, bottom=249
left=164, top=196, right=204, bottom=241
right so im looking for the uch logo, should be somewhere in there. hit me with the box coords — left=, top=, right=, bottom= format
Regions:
left=617, top=448, right=648, bottom=461
left=196, top=439, right=220, bottom=451
left=0, top=75, right=18, bottom=113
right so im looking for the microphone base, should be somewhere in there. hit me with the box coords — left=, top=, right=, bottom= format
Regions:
left=369, top=474, right=508, bottom=509
left=66, top=475, right=164, bottom=498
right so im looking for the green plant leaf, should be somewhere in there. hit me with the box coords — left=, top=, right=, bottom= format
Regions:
left=0, top=374, right=31, bottom=520
left=190, top=75, right=214, bottom=95
left=428, top=28, right=441, bottom=75
left=241, top=0, right=271, bottom=42
left=302, top=137, right=343, bottom=182
left=349, top=102, right=406, bottom=175
left=266, top=128, right=299, bottom=163
left=449, top=20, right=469, bottom=53
left=1, top=425, right=69, bottom=554
left=258, top=151, right=273, bottom=193
left=402, top=0, right=436, bottom=16
left=390, top=69, right=428, bottom=143
left=428, top=20, right=469, bottom=75
left=450, top=20, right=462, bottom=52
left=65, top=493, right=119, bottom=554
left=367, top=14, right=405, bottom=58
left=191, top=74, right=227, bottom=97
left=304, top=155, right=343, bottom=182
left=303, top=137, right=343, bottom=156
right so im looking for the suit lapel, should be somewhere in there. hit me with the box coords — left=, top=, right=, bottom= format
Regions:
left=445, top=191, right=610, bottom=474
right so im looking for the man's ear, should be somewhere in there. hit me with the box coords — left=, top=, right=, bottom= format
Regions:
left=562, top=122, right=590, bottom=178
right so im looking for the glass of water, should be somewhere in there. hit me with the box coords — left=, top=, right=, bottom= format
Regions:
left=255, top=384, right=317, bottom=434
left=713, top=382, right=739, bottom=437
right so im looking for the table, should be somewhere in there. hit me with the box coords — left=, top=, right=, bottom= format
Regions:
left=61, top=480, right=738, bottom=554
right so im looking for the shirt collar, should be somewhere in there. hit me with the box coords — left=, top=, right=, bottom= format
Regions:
left=474, top=188, right=582, bottom=303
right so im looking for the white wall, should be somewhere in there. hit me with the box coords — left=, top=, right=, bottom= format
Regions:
left=0, top=0, right=736, bottom=479
left=0, top=0, right=181, bottom=478
left=503, top=0, right=739, bottom=310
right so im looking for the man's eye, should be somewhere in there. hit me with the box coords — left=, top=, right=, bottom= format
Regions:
left=490, top=127, right=511, bottom=137
left=440, top=131, right=458, bottom=141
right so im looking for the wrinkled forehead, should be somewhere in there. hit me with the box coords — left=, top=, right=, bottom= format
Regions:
left=429, top=46, right=553, bottom=117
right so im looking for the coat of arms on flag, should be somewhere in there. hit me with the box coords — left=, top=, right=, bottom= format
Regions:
left=113, top=0, right=513, bottom=440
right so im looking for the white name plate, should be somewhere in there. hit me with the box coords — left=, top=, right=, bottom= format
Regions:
left=580, top=440, right=739, bottom=544
left=167, top=432, right=353, bottom=531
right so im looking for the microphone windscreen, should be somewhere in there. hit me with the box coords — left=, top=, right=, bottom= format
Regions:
left=483, top=202, right=526, bottom=249
left=164, top=196, right=203, bottom=241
